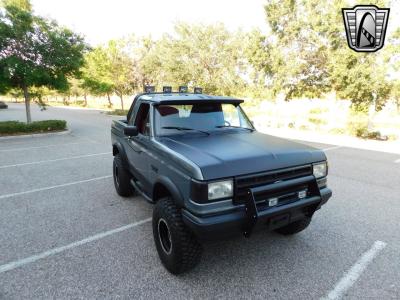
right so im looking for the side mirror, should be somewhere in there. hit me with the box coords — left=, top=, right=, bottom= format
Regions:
left=124, top=126, right=138, bottom=137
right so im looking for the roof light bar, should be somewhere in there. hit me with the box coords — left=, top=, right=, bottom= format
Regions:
left=194, top=87, right=203, bottom=94
left=163, top=86, right=172, bottom=93
left=144, top=86, right=155, bottom=93
left=178, top=86, right=188, bottom=93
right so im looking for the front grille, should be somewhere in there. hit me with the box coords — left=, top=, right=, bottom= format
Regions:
left=234, top=165, right=313, bottom=204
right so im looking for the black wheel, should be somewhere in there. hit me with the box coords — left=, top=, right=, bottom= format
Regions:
left=275, top=217, right=312, bottom=235
left=153, top=197, right=202, bottom=274
left=113, top=154, right=134, bottom=197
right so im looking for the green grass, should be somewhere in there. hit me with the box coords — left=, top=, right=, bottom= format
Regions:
left=0, top=120, right=67, bottom=135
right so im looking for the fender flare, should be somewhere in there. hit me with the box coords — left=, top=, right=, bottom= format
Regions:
left=154, top=175, right=184, bottom=207
left=112, top=142, right=129, bottom=170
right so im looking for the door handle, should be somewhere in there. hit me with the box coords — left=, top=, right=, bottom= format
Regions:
left=128, top=139, right=142, bottom=153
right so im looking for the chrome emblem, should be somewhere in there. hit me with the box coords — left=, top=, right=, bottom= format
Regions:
left=342, top=5, right=390, bottom=52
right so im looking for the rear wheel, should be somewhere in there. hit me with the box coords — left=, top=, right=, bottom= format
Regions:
left=113, top=154, right=134, bottom=197
left=153, top=197, right=202, bottom=274
left=275, top=217, right=311, bottom=235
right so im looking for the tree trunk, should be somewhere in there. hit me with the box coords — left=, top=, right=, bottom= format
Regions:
left=22, top=84, right=32, bottom=124
left=119, top=93, right=124, bottom=111
left=84, top=94, right=87, bottom=106
left=107, top=92, right=112, bottom=108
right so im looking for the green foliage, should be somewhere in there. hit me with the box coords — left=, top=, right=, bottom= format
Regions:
left=81, top=40, right=137, bottom=109
left=0, top=120, right=66, bottom=134
left=0, top=0, right=87, bottom=121
left=256, top=0, right=395, bottom=109
left=106, top=109, right=129, bottom=116
left=2, top=0, right=399, bottom=117
left=139, top=23, right=246, bottom=95
left=345, top=112, right=369, bottom=137
left=308, top=117, right=327, bottom=126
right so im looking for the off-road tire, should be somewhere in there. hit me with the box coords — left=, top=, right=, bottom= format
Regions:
left=113, top=154, right=134, bottom=197
left=275, top=217, right=312, bottom=235
left=153, top=197, right=202, bottom=274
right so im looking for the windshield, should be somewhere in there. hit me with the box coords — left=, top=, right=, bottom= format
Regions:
left=154, top=103, right=253, bottom=136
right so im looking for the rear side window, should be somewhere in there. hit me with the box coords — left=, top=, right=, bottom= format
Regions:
left=134, top=103, right=150, bottom=136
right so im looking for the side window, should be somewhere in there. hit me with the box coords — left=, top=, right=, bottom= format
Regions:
left=134, top=103, right=150, bottom=136
left=128, top=99, right=140, bottom=125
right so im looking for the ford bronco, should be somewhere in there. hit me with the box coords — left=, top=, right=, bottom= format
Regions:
left=111, top=87, right=332, bottom=274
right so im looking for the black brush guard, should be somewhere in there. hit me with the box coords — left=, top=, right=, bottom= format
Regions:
left=243, top=175, right=321, bottom=237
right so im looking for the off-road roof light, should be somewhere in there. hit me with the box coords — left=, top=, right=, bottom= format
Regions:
left=194, top=87, right=203, bottom=94
left=163, top=86, right=172, bottom=93
left=144, top=86, right=155, bottom=93
left=179, top=86, right=188, bottom=93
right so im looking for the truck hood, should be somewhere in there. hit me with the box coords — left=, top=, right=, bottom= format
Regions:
left=157, top=131, right=326, bottom=180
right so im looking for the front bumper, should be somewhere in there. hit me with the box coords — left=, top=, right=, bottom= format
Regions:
left=182, top=187, right=332, bottom=241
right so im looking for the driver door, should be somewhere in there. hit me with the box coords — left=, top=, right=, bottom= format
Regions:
left=127, top=102, right=151, bottom=194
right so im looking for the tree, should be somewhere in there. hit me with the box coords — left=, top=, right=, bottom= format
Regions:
left=252, top=0, right=394, bottom=109
left=82, top=40, right=136, bottom=110
left=81, top=47, right=114, bottom=107
left=139, top=23, right=246, bottom=96
left=0, top=0, right=87, bottom=122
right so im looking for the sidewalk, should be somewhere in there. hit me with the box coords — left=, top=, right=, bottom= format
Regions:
left=258, top=127, right=400, bottom=155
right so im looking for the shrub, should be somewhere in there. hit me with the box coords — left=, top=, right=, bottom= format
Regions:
left=329, top=128, right=346, bottom=135
left=346, top=112, right=369, bottom=137
left=309, top=107, right=328, bottom=114
left=0, top=120, right=67, bottom=135
left=308, top=117, right=327, bottom=126
left=106, top=109, right=129, bottom=116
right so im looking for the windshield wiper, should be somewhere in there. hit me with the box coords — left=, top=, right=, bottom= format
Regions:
left=162, top=126, right=210, bottom=136
left=215, top=125, right=255, bottom=132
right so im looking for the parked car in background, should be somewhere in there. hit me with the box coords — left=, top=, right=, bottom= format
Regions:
left=0, top=101, right=8, bottom=109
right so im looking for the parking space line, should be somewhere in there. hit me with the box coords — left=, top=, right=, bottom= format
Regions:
left=0, top=218, right=152, bottom=274
left=323, top=146, right=342, bottom=151
left=0, top=152, right=111, bottom=169
left=0, top=141, right=97, bottom=152
left=323, top=241, right=387, bottom=300
left=0, top=175, right=112, bottom=200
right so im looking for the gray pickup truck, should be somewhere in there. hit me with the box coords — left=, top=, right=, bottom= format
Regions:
left=111, top=87, right=332, bottom=274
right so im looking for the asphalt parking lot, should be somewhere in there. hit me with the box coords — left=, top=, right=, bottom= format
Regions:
left=1, top=103, right=399, bottom=299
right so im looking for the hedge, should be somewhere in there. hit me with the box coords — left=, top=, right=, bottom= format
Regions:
left=0, top=120, right=67, bottom=135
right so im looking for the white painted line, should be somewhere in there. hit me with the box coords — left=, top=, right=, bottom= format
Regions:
left=0, top=141, right=96, bottom=152
left=394, top=158, right=400, bottom=163
left=0, top=218, right=152, bottom=274
left=323, top=241, right=387, bottom=300
left=0, top=175, right=112, bottom=200
left=323, top=146, right=342, bottom=151
left=0, top=152, right=111, bottom=169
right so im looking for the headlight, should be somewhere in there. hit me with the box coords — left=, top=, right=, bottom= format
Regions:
left=313, top=162, right=327, bottom=178
left=208, top=179, right=233, bottom=200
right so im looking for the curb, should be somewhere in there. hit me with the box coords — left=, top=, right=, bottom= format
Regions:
left=0, top=129, right=72, bottom=141
left=258, top=127, right=400, bottom=155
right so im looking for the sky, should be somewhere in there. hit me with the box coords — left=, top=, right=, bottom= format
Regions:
left=30, top=0, right=268, bottom=45
left=30, top=0, right=400, bottom=46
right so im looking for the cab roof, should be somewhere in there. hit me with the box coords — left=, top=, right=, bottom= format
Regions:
left=138, top=93, right=244, bottom=105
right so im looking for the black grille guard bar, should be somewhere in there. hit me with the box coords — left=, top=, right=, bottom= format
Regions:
left=243, top=175, right=321, bottom=237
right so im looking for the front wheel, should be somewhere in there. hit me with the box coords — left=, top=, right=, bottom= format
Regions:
left=275, top=217, right=311, bottom=235
left=152, top=197, right=202, bottom=274
left=113, top=154, right=134, bottom=197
